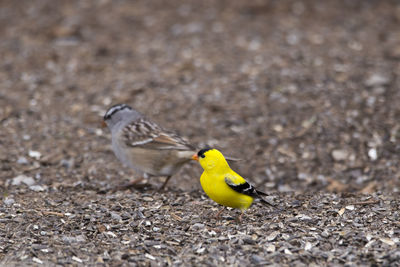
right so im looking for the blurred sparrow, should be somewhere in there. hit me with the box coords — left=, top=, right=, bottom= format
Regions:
left=103, top=104, right=196, bottom=190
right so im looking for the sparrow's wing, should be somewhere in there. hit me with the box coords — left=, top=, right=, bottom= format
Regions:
left=123, top=118, right=194, bottom=151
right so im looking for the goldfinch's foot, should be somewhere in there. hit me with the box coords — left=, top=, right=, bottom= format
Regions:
left=237, top=212, right=245, bottom=223
left=215, top=207, right=225, bottom=219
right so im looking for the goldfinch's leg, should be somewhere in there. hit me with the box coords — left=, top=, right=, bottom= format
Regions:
left=215, top=207, right=225, bottom=219
left=237, top=210, right=245, bottom=223
left=111, top=177, right=146, bottom=192
left=158, top=176, right=172, bottom=191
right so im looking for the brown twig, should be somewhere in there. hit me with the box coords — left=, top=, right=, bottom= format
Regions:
left=349, top=199, right=380, bottom=205
left=41, top=210, right=65, bottom=217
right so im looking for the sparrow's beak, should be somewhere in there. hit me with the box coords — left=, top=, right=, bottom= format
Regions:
left=191, top=153, right=199, bottom=161
left=101, top=120, right=107, bottom=128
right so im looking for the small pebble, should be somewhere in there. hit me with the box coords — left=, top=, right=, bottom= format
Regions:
left=60, top=158, right=74, bottom=168
left=12, top=175, right=35, bottom=186
left=196, top=247, right=205, bottom=254
left=72, top=256, right=83, bottom=263
left=338, top=208, right=346, bottom=216
left=379, top=238, right=395, bottom=246
left=267, top=231, right=279, bottom=241
left=368, top=148, right=378, bottom=161
left=250, top=254, right=265, bottom=264
left=62, top=235, right=86, bottom=243
left=145, top=254, right=156, bottom=260
left=284, top=248, right=293, bottom=255
left=305, top=242, right=313, bottom=250
left=192, top=223, right=205, bottom=230
left=3, top=197, right=15, bottom=206
left=17, top=157, right=29, bottom=165
left=331, top=149, right=349, bottom=161
left=110, top=212, right=122, bottom=221
left=365, top=73, right=390, bottom=87
left=321, top=230, right=330, bottom=238
left=29, top=185, right=47, bottom=192
left=32, top=257, right=43, bottom=264
left=28, top=150, right=41, bottom=160
left=296, top=214, right=312, bottom=220
left=266, top=244, right=276, bottom=252
left=105, top=231, right=117, bottom=238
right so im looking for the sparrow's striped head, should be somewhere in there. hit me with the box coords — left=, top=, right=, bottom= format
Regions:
left=104, top=104, right=132, bottom=121
left=103, top=103, right=142, bottom=130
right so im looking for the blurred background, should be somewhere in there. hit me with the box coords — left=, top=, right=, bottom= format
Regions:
left=1, top=0, right=399, bottom=194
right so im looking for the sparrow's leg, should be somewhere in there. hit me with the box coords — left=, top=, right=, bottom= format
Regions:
left=158, top=176, right=172, bottom=191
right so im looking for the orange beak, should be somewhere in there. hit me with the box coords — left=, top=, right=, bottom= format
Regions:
left=191, top=153, right=199, bottom=161
left=101, top=120, right=107, bottom=128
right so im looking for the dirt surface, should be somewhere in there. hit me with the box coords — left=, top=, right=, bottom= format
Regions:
left=1, top=0, right=400, bottom=265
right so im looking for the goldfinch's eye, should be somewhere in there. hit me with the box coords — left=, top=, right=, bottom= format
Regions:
left=200, top=154, right=205, bottom=158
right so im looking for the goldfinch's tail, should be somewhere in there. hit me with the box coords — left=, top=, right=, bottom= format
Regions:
left=256, top=189, right=268, bottom=196
left=259, top=197, right=276, bottom=208
left=255, top=189, right=275, bottom=208
left=258, top=197, right=283, bottom=212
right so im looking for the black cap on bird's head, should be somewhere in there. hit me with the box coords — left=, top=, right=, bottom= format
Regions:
left=198, top=147, right=212, bottom=158
left=192, top=147, right=212, bottom=161
left=103, top=104, right=132, bottom=121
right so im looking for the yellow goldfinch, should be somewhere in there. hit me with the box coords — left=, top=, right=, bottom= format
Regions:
left=192, top=148, right=276, bottom=221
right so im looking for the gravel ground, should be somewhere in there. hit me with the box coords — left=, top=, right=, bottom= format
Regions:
left=1, top=0, right=400, bottom=265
